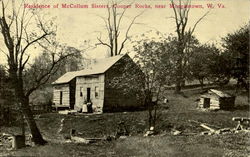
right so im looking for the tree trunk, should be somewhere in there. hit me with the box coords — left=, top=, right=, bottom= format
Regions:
left=199, top=78, right=204, bottom=90
left=175, top=81, right=182, bottom=93
left=181, top=80, right=185, bottom=88
left=175, top=56, right=183, bottom=94
left=8, top=54, right=47, bottom=145
left=21, top=114, right=25, bottom=136
left=145, top=90, right=153, bottom=129
left=148, top=107, right=153, bottom=129
left=20, top=96, right=47, bottom=145
left=12, top=75, right=47, bottom=145
left=152, top=102, right=158, bottom=129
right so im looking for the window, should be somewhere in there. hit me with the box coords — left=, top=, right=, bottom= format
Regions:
left=80, top=87, right=83, bottom=97
left=60, top=91, right=63, bottom=105
left=95, top=86, right=99, bottom=98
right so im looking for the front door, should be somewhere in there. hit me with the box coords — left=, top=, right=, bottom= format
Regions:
left=87, top=88, right=91, bottom=102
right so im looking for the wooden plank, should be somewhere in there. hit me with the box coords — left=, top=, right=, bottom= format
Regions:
left=200, top=124, right=216, bottom=132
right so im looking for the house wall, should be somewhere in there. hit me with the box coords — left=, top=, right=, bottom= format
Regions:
left=104, top=55, right=144, bottom=112
left=53, top=84, right=70, bottom=107
left=75, top=74, right=105, bottom=113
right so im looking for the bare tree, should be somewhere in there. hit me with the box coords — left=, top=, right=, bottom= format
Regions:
left=0, top=1, right=73, bottom=145
left=96, top=2, right=143, bottom=56
left=170, top=0, right=209, bottom=93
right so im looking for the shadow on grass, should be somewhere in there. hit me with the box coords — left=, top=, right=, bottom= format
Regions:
left=172, top=91, right=189, bottom=98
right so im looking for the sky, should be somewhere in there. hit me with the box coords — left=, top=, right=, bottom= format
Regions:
left=0, top=0, right=249, bottom=62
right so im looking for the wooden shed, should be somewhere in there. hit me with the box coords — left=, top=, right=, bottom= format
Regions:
left=52, top=54, right=144, bottom=113
left=198, top=89, right=235, bottom=110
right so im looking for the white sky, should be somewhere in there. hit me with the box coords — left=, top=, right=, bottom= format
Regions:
left=0, top=0, right=249, bottom=63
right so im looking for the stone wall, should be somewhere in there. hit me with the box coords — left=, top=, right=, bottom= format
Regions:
left=104, top=55, right=144, bottom=112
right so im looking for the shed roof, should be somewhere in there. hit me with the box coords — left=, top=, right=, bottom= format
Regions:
left=200, top=89, right=233, bottom=98
left=209, top=89, right=232, bottom=97
left=52, top=54, right=125, bottom=84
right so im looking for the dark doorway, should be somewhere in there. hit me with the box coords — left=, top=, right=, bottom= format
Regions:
left=87, top=88, right=91, bottom=102
left=60, top=91, right=63, bottom=105
left=204, top=98, right=210, bottom=108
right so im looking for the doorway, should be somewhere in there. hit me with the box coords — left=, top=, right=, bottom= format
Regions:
left=87, top=88, right=91, bottom=102
left=60, top=91, right=63, bottom=105
left=203, top=98, right=210, bottom=108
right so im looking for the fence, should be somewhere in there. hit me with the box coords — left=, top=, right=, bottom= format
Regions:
left=30, top=104, right=52, bottom=114
left=0, top=103, right=52, bottom=126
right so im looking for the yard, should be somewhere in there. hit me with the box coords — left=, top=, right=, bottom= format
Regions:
left=0, top=87, right=249, bottom=157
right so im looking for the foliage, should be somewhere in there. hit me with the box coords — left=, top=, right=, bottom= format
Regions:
left=222, top=23, right=249, bottom=91
left=189, top=44, right=229, bottom=88
left=167, top=34, right=200, bottom=86
left=0, top=65, right=20, bottom=126
left=0, top=65, right=7, bottom=92
left=209, top=50, right=232, bottom=85
left=0, top=65, right=15, bottom=107
left=133, top=39, right=175, bottom=95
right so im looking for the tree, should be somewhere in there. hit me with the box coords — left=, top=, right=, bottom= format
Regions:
left=222, top=23, right=249, bottom=91
left=136, top=40, right=174, bottom=129
left=96, top=2, right=143, bottom=56
left=170, top=0, right=209, bottom=93
left=62, top=46, right=83, bottom=72
left=189, top=44, right=221, bottom=89
left=209, top=50, right=232, bottom=86
left=0, top=1, right=73, bottom=145
left=111, top=35, right=174, bottom=130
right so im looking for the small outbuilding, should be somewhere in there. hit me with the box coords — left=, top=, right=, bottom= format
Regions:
left=52, top=54, right=144, bottom=113
left=198, top=89, right=235, bottom=110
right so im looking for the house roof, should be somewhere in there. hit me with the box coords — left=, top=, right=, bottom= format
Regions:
left=52, top=54, right=125, bottom=84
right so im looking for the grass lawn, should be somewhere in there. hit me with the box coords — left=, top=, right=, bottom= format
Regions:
left=0, top=87, right=249, bottom=157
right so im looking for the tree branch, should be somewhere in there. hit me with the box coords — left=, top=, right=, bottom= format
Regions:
left=118, top=11, right=144, bottom=54
left=22, top=32, right=50, bottom=54
left=25, top=52, right=73, bottom=97
left=190, top=10, right=210, bottom=35
left=96, top=37, right=112, bottom=48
